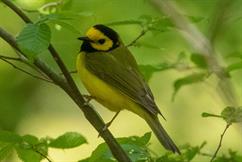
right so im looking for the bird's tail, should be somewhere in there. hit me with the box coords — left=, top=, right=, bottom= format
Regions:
left=144, top=114, right=180, bottom=154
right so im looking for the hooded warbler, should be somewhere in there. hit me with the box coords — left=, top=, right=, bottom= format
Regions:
left=76, top=24, right=180, bottom=154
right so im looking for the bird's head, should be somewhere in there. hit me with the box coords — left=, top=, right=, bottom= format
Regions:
left=78, top=24, right=121, bottom=52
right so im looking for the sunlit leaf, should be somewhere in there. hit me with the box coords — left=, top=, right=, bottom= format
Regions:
left=16, top=23, right=51, bottom=58
left=139, top=63, right=173, bottom=81
left=184, top=146, right=199, bottom=161
left=226, top=62, right=242, bottom=72
left=186, top=15, right=205, bottom=23
left=226, top=51, right=242, bottom=59
left=80, top=133, right=152, bottom=162
left=15, top=143, right=42, bottom=162
left=150, top=17, right=174, bottom=31
left=0, top=131, right=22, bottom=143
left=190, top=53, right=208, bottom=69
left=22, top=135, right=39, bottom=145
left=0, top=143, right=14, bottom=160
left=214, top=150, right=242, bottom=162
left=49, top=132, right=87, bottom=149
left=19, top=135, right=48, bottom=160
left=172, top=73, right=207, bottom=101
left=221, top=106, right=242, bottom=124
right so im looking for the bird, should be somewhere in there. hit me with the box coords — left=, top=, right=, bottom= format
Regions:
left=76, top=24, right=180, bottom=154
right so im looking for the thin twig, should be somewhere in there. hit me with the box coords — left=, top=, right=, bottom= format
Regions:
left=0, top=57, right=53, bottom=83
left=60, top=70, right=77, bottom=75
left=33, top=148, right=52, bottom=162
left=0, top=55, right=20, bottom=61
left=126, top=29, right=148, bottom=47
left=210, top=123, right=231, bottom=162
left=0, top=54, right=51, bottom=80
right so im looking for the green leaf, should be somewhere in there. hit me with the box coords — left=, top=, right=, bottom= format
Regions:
left=172, top=73, right=207, bottom=101
left=49, top=132, right=87, bottom=149
left=0, top=143, right=14, bottom=160
left=22, top=135, right=39, bottom=145
left=186, top=15, right=205, bottom=23
left=15, top=143, right=42, bottom=162
left=190, top=53, right=208, bottom=69
left=16, top=23, right=51, bottom=58
left=221, top=106, right=242, bottom=124
left=85, top=133, right=152, bottom=162
left=18, top=135, right=48, bottom=161
left=139, top=63, right=173, bottom=81
left=214, top=150, right=242, bottom=162
left=0, top=131, right=22, bottom=143
left=149, top=17, right=174, bottom=32
left=184, top=146, right=199, bottom=161
left=226, top=62, right=242, bottom=72
left=138, top=132, right=151, bottom=146
left=226, top=51, right=242, bottom=59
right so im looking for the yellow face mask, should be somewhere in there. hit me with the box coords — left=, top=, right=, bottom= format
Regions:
left=86, top=27, right=114, bottom=51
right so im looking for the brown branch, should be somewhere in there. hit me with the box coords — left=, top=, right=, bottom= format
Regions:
left=210, top=123, right=231, bottom=162
left=0, top=56, right=53, bottom=83
left=1, top=0, right=131, bottom=161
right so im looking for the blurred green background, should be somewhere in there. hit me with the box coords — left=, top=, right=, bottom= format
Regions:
left=0, top=0, right=241, bottom=161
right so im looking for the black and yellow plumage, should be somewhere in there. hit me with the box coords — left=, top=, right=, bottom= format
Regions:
left=76, top=24, right=180, bottom=153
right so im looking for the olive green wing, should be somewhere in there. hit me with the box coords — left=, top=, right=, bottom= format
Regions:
left=85, top=47, right=161, bottom=116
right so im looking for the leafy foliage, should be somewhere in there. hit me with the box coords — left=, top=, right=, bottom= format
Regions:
left=49, top=132, right=87, bottom=149
left=226, top=62, right=242, bottom=72
left=190, top=53, right=208, bottom=69
left=156, top=142, right=206, bottom=162
left=139, top=63, right=173, bottom=81
left=172, top=72, right=207, bottom=101
left=213, top=150, right=242, bottom=162
left=79, top=132, right=152, bottom=162
left=0, top=131, right=86, bottom=162
left=202, top=106, right=242, bottom=124
left=221, top=106, right=242, bottom=124
left=16, top=23, right=51, bottom=58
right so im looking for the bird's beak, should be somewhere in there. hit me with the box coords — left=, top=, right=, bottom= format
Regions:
left=77, top=36, right=94, bottom=42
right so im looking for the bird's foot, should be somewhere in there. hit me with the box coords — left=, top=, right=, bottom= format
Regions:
left=98, top=121, right=112, bottom=137
left=98, top=111, right=121, bottom=137
left=82, top=94, right=95, bottom=104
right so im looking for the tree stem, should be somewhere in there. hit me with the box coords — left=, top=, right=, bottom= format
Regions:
left=210, top=123, right=231, bottom=162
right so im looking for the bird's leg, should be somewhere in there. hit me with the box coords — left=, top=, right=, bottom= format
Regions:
left=82, top=94, right=96, bottom=104
left=98, top=111, right=121, bottom=137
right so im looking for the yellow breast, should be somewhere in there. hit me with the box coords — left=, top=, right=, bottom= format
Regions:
left=76, top=53, right=122, bottom=112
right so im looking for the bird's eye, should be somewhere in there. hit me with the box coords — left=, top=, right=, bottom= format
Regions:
left=98, top=39, right=105, bottom=44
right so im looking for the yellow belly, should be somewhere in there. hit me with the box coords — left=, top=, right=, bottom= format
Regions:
left=76, top=53, right=144, bottom=116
